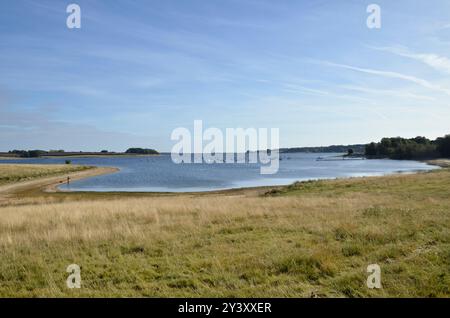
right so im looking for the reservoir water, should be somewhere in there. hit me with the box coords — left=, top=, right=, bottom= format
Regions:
left=0, top=153, right=437, bottom=192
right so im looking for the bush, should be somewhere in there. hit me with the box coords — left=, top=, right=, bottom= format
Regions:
left=28, top=150, right=47, bottom=158
left=125, top=148, right=158, bottom=155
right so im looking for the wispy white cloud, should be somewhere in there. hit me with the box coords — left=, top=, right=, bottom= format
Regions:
left=282, top=83, right=374, bottom=104
left=320, top=61, right=450, bottom=96
left=282, top=83, right=330, bottom=96
left=339, top=85, right=436, bottom=101
left=370, top=46, right=450, bottom=74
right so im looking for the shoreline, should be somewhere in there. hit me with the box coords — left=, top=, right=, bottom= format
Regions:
left=44, top=159, right=450, bottom=196
left=1, top=159, right=448, bottom=199
left=0, top=166, right=119, bottom=202
left=51, top=170, right=436, bottom=195
left=49, top=159, right=449, bottom=195
left=424, top=159, right=450, bottom=168
left=44, top=166, right=120, bottom=192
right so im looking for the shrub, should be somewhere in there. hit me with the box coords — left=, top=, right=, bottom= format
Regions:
left=125, top=148, right=159, bottom=155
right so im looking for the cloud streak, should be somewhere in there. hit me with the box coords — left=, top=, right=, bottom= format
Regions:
left=339, top=85, right=435, bottom=101
left=321, top=61, right=450, bottom=96
left=371, top=46, right=450, bottom=74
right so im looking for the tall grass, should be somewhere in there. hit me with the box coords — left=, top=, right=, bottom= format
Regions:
left=0, top=164, right=89, bottom=185
left=0, top=169, right=449, bottom=297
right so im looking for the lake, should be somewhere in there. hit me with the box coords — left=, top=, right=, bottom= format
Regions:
left=0, top=153, right=438, bottom=192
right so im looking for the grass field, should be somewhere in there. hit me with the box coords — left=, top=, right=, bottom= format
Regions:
left=0, top=164, right=90, bottom=185
left=0, top=164, right=449, bottom=297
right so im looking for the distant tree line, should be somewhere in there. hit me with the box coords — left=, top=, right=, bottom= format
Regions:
left=7, top=148, right=159, bottom=157
left=280, top=144, right=366, bottom=154
left=365, top=135, right=450, bottom=159
left=125, top=148, right=159, bottom=155
left=8, top=150, right=47, bottom=158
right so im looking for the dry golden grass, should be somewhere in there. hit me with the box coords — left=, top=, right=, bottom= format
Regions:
left=0, top=164, right=89, bottom=185
left=0, top=168, right=449, bottom=297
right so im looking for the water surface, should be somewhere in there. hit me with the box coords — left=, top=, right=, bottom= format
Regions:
left=0, top=153, right=437, bottom=192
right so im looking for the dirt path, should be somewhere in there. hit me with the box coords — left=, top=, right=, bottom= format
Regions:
left=0, top=166, right=118, bottom=203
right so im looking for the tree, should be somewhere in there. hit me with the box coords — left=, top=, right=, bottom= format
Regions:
left=436, top=135, right=450, bottom=158
left=365, top=143, right=378, bottom=156
left=347, top=148, right=354, bottom=156
left=27, top=150, right=46, bottom=158
left=364, top=135, right=443, bottom=159
left=412, top=136, right=430, bottom=145
left=125, top=148, right=159, bottom=155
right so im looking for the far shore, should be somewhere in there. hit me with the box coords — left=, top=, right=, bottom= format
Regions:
left=0, top=154, right=161, bottom=160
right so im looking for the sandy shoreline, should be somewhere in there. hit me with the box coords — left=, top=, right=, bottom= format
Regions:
left=44, top=166, right=120, bottom=192
left=0, top=166, right=119, bottom=201
left=425, top=159, right=450, bottom=168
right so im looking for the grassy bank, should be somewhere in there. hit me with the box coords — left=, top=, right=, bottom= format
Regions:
left=0, top=164, right=90, bottom=185
left=0, top=166, right=449, bottom=297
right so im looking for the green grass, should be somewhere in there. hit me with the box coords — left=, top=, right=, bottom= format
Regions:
left=0, top=168, right=449, bottom=297
left=0, top=164, right=90, bottom=185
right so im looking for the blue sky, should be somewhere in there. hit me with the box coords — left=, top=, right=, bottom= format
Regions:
left=1, top=0, right=449, bottom=151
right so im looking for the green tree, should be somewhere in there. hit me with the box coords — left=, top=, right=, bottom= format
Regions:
left=436, top=135, right=450, bottom=158
left=365, top=142, right=378, bottom=156
left=125, top=148, right=159, bottom=155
